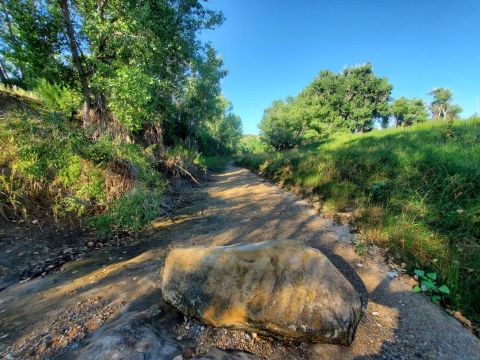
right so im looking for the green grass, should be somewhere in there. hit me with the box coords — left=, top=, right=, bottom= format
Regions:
left=0, top=97, right=165, bottom=234
left=238, top=119, right=480, bottom=326
left=201, top=155, right=231, bottom=173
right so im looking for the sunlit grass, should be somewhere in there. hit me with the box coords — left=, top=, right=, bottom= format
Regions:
left=238, top=119, right=480, bottom=325
left=0, top=84, right=39, bottom=101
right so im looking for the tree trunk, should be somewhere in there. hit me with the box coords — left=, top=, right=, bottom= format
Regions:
left=0, top=58, right=8, bottom=84
left=58, top=0, right=92, bottom=126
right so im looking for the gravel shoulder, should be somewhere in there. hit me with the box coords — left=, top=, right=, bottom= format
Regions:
left=0, top=165, right=479, bottom=359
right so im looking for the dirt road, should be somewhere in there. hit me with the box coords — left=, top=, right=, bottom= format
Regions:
left=1, top=166, right=479, bottom=359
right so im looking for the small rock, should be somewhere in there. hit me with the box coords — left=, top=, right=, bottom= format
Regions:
left=87, top=241, right=95, bottom=248
left=356, top=263, right=364, bottom=268
left=32, top=219, right=38, bottom=224
left=372, top=311, right=379, bottom=316
left=387, top=270, right=398, bottom=278
left=182, top=347, right=196, bottom=358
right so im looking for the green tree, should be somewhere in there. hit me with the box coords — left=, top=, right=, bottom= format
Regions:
left=302, top=64, right=392, bottom=133
left=0, top=0, right=241, bottom=155
left=391, top=97, right=428, bottom=127
left=0, top=0, right=68, bottom=86
left=259, top=64, right=392, bottom=150
left=428, top=88, right=462, bottom=120
left=198, top=97, right=242, bottom=155
left=259, top=98, right=309, bottom=150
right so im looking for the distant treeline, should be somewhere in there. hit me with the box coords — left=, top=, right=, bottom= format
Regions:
left=259, top=64, right=463, bottom=150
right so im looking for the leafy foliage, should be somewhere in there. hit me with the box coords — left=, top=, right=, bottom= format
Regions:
left=0, top=0, right=241, bottom=150
left=0, top=105, right=163, bottom=231
left=412, top=269, right=450, bottom=303
left=35, top=79, right=81, bottom=116
left=390, top=97, right=428, bottom=127
left=259, top=98, right=310, bottom=150
left=429, top=88, right=463, bottom=120
left=259, top=64, right=392, bottom=150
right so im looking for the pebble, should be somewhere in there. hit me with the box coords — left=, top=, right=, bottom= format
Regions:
left=357, top=263, right=364, bottom=268
left=372, top=311, right=379, bottom=316
left=387, top=270, right=398, bottom=278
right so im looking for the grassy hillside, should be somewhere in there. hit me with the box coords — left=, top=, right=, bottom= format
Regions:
left=238, top=120, right=480, bottom=326
left=0, top=90, right=208, bottom=235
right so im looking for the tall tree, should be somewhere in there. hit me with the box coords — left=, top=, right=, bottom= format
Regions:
left=259, top=64, right=393, bottom=150
left=259, top=98, right=308, bottom=150
left=391, top=97, right=428, bottom=127
left=429, top=88, right=462, bottom=120
left=58, top=0, right=93, bottom=125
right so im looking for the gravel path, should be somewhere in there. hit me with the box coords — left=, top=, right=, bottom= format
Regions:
left=0, top=166, right=479, bottom=359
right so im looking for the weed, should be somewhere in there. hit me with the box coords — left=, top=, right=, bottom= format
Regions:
left=413, top=269, right=450, bottom=303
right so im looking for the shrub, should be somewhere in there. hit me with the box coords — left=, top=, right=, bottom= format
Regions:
left=90, top=185, right=163, bottom=235
left=35, top=79, right=81, bottom=116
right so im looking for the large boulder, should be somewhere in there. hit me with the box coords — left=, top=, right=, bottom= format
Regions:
left=161, top=240, right=362, bottom=345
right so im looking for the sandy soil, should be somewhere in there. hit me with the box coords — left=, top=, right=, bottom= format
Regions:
left=0, top=166, right=479, bottom=359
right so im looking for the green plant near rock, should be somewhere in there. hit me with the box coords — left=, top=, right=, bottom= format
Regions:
left=412, top=270, right=450, bottom=303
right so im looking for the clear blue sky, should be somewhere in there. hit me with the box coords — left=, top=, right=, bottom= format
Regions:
left=201, top=0, right=480, bottom=134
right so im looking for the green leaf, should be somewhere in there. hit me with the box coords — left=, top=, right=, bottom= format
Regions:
left=431, top=295, right=441, bottom=302
left=412, top=285, right=422, bottom=293
left=426, top=272, right=437, bottom=281
left=414, top=269, right=425, bottom=277
left=438, top=285, right=450, bottom=294
left=422, top=280, right=435, bottom=291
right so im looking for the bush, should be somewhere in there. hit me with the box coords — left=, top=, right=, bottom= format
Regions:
left=90, top=185, right=163, bottom=235
left=0, top=107, right=165, bottom=230
left=35, top=79, right=81, bottom=116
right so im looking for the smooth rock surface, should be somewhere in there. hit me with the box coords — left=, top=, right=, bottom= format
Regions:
left=161, top=240, right=362, bottom=344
